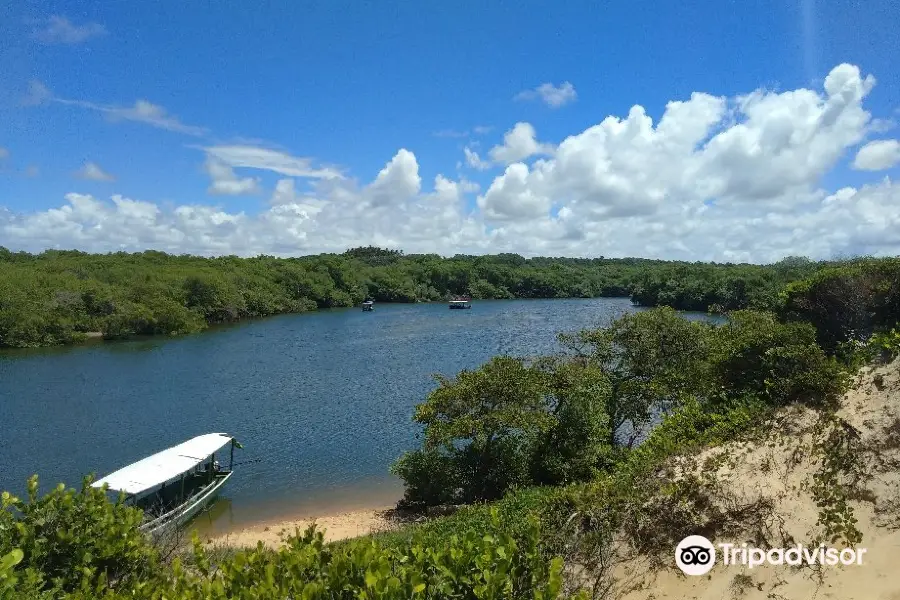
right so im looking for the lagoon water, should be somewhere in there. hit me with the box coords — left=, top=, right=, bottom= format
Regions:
left=0, top=298, right=704, bottom=534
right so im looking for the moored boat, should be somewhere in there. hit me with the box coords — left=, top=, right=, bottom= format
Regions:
left=92, top=433, right=242, bottom=535
left=449, top=298, right=472, bottom=309
left=362, top=300, right=374, bottom=311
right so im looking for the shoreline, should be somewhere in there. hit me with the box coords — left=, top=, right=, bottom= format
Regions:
left=0, top=297, right=640, bottom=352
left=206, top=505, right=405, bottom=548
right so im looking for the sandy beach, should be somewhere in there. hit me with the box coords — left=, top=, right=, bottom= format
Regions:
left=207, top=506, right=402, bottom=548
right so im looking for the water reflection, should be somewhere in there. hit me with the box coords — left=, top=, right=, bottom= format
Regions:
left=191, top=497, right=236, bottom=538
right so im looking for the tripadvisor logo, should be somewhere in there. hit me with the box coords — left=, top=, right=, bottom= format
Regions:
left=675, top=536, right=867, bottom=576
left=676, top=536, right=716, bottom=575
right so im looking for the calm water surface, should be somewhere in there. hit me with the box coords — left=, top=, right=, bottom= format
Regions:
left=0, top=298, right=702, bottom=534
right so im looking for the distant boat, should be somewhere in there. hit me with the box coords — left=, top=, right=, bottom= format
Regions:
left=449, top=298, right=472, bottom=310
left=92, top=433, right=241, bottom=535
left=362, top=300, right=374, bottom=312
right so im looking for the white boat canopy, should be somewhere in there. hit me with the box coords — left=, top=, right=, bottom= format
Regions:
left=92, top=433, right=233, bottom=496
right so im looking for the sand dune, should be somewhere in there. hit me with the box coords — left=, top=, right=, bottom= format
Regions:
left=616, top=360, right=900, bottom=600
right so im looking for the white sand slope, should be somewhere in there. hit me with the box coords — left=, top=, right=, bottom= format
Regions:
left=617, top=360, right=900, bottom=600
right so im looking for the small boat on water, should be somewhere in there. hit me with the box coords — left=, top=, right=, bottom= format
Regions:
left=449, top=298, right=472, bottom=309
left=362, top=300, right=374, bottom=312
left=92, top=433, right=241, bottom=535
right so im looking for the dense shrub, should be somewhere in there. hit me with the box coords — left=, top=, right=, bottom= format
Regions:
left=372, top=488, right=566, bottom=558
left=0, top=476, right=157, bottom=596
left=710, top=311, right=849, bottom=409
left=392, top=357, right=555, bottom=508
left=558, top=307, right=715, bottom=446
left=868, top=327, right=900, bottom=362
left=390, top=449, right=461, bottom=508
left=629, top=256, right=820, bottom=312
left=529, top=361, right=613, bottom=486
left=0, top=488, right=575, bottom=600
left=139, top=519, right=568, bottom=600
left=779, top=258, right=900, bottom=355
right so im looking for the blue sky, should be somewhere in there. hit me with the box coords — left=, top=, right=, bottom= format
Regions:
left=1, top=0, right=899, bottom=261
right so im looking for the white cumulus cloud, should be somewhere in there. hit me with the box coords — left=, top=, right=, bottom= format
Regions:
left=488, top=122, right=555, bottom=165
left=0, top=150, right=482, bottom=256
left=478, top=163, right=551, bottom=221
left=853, top=139, right=900, bottom=171
left=270, top=179, right=298, bottom=204
left=3, top=64, right=897, bottom=263
left=204, top=158, right=261, bottom=196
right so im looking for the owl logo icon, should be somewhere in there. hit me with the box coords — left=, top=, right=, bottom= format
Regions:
left=676, top=536, right=716, bottom=576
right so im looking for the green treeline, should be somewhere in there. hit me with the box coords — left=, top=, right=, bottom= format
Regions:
left=1, top=259, right=899, bottom=598
left=0, top=245, right=845, bottom=348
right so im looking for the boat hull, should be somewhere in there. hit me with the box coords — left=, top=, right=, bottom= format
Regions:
left=141, top=471, right=232, bottom=535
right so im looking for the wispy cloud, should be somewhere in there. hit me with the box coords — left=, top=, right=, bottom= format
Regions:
left=800, top=0, right=818, bottom=82
left=55, top=97, right=208, bottom=136
left=75, top=162, right=115, bottom=182
left=515, top=82, right=577, bottom=108
left=463, top=147, right=491, bottom=171
left=434, top=129, right=469, bottom=139
left=23, top=80, right=207, bottom=136
left=21, top=80, right=52, bottom=107
left=0, top=148, right=9, bottom=160
left=203, top=145, right=343, bottom=179
left=433, top=126, right=493, bottom=139
left=31, top=15, right=106, bottom=45
left=24, top=166, right=40, bottom=178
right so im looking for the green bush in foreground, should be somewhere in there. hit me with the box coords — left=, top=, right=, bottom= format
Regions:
left=0, top=476, right=155, bottom=597
left=173, top=517, right=568, bottom=600
left=1, top=490, right=577, bottom=600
